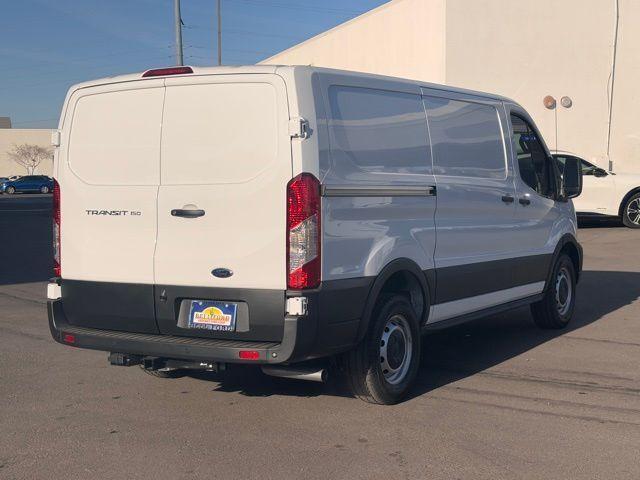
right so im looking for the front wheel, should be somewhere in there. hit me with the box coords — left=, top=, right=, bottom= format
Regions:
left=5, top=186, right=15, bottom=194
left=531, top=254, right=576, bottom=329
left=622, top=193, right=640, bottom=228
left=344, top=295, right=421, bottom=405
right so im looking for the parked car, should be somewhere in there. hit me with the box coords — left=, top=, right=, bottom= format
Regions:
left=0, top=175, right=54, bottom=194
left=553, top=151, right=640, bottom=228
left=47, top=66, right=583, bottom=404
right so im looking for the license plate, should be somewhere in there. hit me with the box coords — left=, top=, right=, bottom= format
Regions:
left=188, top=300, right=237, bottom=331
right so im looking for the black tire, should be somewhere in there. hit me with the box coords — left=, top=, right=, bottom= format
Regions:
left=622, top=192, right=640, bottom=228
left=40, top=185, right=50, bottom=194
left=6, top=186, right=15, bottom=194
left=344, top=295, right=421, bottom=405
left=531, top=254, right=576, bottom=329
left=139, top=365, right=185, bottom=378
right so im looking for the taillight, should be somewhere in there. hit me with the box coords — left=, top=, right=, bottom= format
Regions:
left=287, top=173, right=321, bottom=289
left=53, top=179, right=61, bottom=277
left=238, top=350, right=260, bottom=360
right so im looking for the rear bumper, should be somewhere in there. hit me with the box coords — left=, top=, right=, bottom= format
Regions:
left=49, top=299, right=310, bottom=364
left=47, top=276, right=372, bottom=364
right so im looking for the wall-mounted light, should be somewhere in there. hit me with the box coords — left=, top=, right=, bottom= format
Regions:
left=543, top=95, right=557, bottom=110
left=561, top=96, right=573, bottom=108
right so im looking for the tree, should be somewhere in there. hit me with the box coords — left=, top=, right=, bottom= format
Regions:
left=7, top=143, right=53, bottom=175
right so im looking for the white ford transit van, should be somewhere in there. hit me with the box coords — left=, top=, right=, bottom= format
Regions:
left=48, top=66, right=583, bottom=404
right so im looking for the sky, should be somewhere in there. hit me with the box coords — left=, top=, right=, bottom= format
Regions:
left=0, top=0, right=388, bottom=129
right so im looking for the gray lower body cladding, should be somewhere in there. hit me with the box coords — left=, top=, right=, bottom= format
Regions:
left=48, top=251, right=571, bottom=365
left=49, top=277, right=373, bottom=364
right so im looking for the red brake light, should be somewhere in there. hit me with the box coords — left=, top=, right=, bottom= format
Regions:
left=239, top=350, right=260, bottom=360
left=287, top=173, right=321, bottom=290
left=142, top=66, right=193, bottom=78
left=62, top=333, right=75, bottom=344
left=53, top=179, right=61, bottom=277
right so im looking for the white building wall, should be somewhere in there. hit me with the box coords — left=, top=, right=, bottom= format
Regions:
left=609, top=0, right=640, bottom=174
left=264, top=0, right=638, bottom=173
left=263, top=0, right=447, bottom=84
left=445, top=0, right=615, bottom=168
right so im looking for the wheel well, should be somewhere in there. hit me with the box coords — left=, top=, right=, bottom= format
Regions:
left=618, top=187, right=640, bottom=217
left=378, top=270, right=426, bottom=321
left=560, top=243, right=580, bottom=282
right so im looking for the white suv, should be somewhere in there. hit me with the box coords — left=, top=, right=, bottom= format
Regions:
left=553, top=151, right=640, bottom=228
left=47, top=66, right=583, bottom=404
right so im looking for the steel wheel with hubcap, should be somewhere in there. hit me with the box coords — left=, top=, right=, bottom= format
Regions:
left=345, top=294, right=421, bottom=405
left=622, top=193, right=640, bottom=228
left=531, top=253, right=576, bottom=329
left=380, top=314, right=413, bottom=385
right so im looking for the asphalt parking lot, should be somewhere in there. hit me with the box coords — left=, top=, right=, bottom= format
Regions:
left=1, top=195, right=639, bottom=480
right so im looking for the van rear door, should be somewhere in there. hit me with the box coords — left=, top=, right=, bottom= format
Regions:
left=59, top=80, right=163, bottom=334
left=153, top=74, right=292, bottom=341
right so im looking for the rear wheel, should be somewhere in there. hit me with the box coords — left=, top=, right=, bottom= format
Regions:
left=5, top=186, right=15, bottom=194
left=622, top=193, right=640, bottom=228
left=531, top=254, right=576, bottom=329
left=344, top=295, right=421, bottom=405
left=40, top=185, right=50, bottom=194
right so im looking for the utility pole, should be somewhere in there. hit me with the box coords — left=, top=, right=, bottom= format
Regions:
left=174, top=0, right=184, bottom=66
left=217, top=0, right=222, bottom=65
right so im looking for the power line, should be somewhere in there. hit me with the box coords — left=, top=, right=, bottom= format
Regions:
left=225, top=0, right=364, bottom=16
left=11, top=118, right=59, bottom=126
left=2, top=46, right=175, bottom=81
left=0, top=54, right=175, bottom=91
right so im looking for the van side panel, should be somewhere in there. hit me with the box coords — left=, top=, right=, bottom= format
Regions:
left=424, top=93, right=549, bottom=322
left=317, top=74, right=436, bottom=288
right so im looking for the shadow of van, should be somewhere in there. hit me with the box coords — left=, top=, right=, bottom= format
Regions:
left=199, top=270, right=639, bottom=401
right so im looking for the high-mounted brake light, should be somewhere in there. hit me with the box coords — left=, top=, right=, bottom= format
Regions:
left=287, top=173, right=321, bottom=290
left=53, top=179, right=61, bottom=277
left=142, top=66, right=193, bottom=78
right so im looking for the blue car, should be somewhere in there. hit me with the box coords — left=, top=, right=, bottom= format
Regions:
left=0, top=175, right=54, bottom=194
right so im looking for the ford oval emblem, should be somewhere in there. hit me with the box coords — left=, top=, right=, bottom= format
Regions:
left=212, top=268, right=233, bottom=278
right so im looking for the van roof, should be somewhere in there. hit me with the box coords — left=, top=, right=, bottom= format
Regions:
left=66, top=64, right=518, bottom=105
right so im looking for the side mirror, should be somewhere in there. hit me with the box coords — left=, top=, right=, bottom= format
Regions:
left=563, top=156, right=583, bottom=199
left=593, top=167, right=608, bottom=178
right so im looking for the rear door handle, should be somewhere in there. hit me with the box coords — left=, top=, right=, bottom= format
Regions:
left=501, top=194, right=515, bottom=203
left=519, top=198, right=531, bottom=206
left=171, top=209, right=205, bottom=218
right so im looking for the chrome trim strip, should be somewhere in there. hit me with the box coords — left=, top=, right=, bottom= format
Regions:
left=321, top=185, right=436, bottom=197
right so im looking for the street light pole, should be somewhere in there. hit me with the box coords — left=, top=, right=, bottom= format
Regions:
left=174, top=0, right=184, bottom=66
left=217, top=0, right=222, bottom=65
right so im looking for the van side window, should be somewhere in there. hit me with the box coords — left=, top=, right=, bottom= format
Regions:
left=327, top=86, right=431, bottom=176
left=510, top=114, right=554, bottom=198
left=424, top=97, right=506, bottom=179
